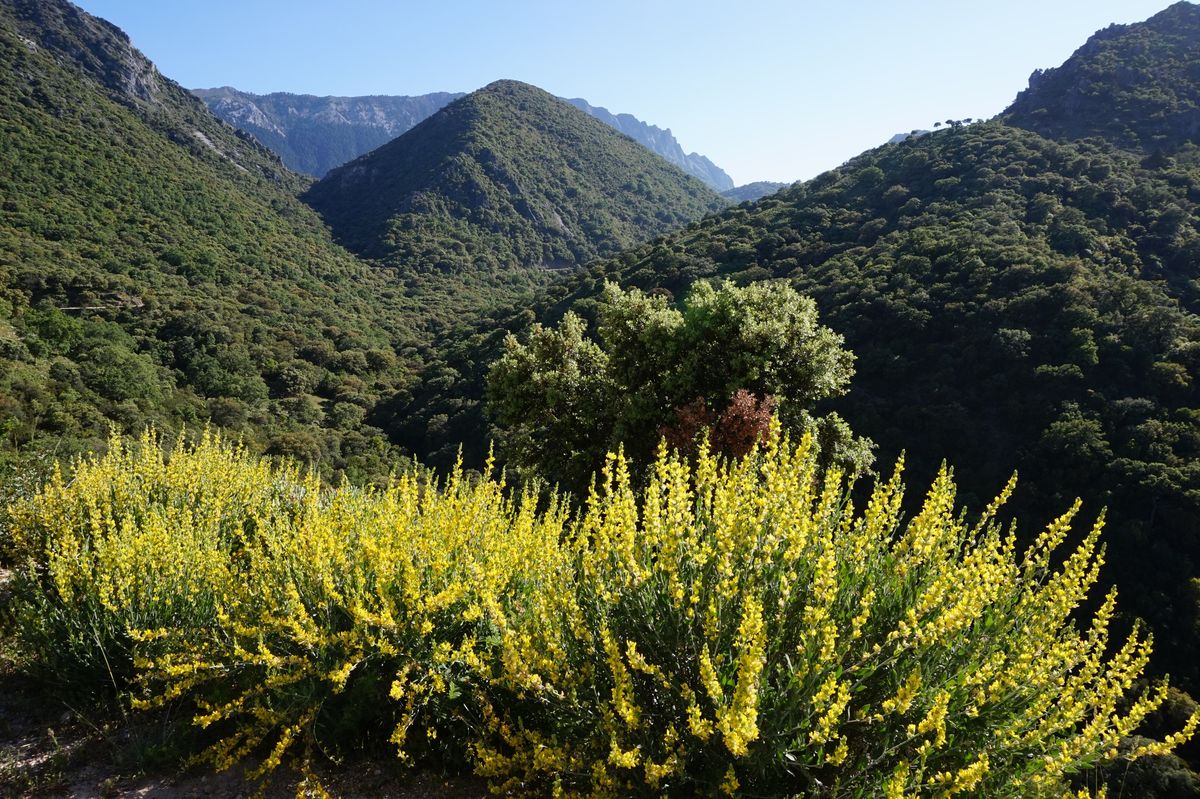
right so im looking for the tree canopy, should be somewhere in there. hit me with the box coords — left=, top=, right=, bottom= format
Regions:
left=486, top=280, right=871, bottom=491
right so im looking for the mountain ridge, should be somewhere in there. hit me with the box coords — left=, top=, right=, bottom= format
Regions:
left=303, top=79, right=728, bottom=278
left=194, top=85, right=736, bottom=189
left=563, top=96, right=734, bottom=190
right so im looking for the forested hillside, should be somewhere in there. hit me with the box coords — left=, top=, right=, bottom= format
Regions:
left=0, top=0, right=435, bottom=482
left=1006, top=1, right=1200, bottom=152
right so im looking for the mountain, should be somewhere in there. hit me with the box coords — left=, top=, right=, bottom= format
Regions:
left=3, top=0, right=297, bottom=188
left=192, top=88, right=463, bottom=179
left=721, top=181, right=788, bottom=203
left=196, top=87, right=736, bottom=190
left=303, top=80, right=728, bottom=278
left=0, top=0, right=446, bottom=482
left=562, top=97, right=734, bottom=190
left=1005, top=1, right=1200, bottom=152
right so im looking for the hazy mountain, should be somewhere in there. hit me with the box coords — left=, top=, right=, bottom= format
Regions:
left=1005, top=1, right=1200, bottom=152
left=196, top=86, right=736, bottom=190
left=192, top=88, right=464, bottom=178
left=303, top=80, right=727, bottom=276
left=721, top=181, right=789, bottom=202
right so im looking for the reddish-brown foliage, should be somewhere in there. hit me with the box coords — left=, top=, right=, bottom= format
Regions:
left=661, top=389, right=776, bottom=460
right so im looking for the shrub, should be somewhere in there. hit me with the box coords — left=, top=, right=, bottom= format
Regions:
left=4, top=430, right=286, bottom=695
left=3, top=429, right=571, bottom=779
left=477, top=431, right=1199, bottom=797
left=486, top=280, right=871, bottom=494
left=3, top=429, right=1195, bottom=796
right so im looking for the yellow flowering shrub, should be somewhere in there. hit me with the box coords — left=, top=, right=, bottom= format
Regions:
left=478, top=430, right=1199, bottom=797
left=4, top=427, right=1196, bottom=797
left=5, top=429, right=288, bottom=693
left=130, top=444, right=572, bottom=775
left=5, top=429, right=572, bottom=774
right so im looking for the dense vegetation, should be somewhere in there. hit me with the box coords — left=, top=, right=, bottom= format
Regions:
left=0, top=0, right=450, bottom=482
left=5, top=0, right=1200, bottom=794
left=304, top=81, right=728, bottom=281
left=393, top=6, right=1200, bottom=733
left=1006, top=1, right=1200, bottom=153
left=5, top=430, right=1197, bottom=797
left=540, top=121, right=1200, bottom=692
left=487, top=280, right=871, bottom=492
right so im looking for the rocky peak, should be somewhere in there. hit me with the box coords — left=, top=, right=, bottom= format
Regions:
left=4, top=0, right=164, bottom=107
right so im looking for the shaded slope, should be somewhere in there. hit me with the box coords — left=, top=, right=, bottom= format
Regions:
left=303, top=80, right=727, bottom=277
left=1005, top=1, right=1200, bottom=152
left=0, top=0, right=428, bottom=481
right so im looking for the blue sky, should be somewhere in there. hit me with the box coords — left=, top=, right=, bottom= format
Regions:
left=75, top=0, right=1177, bottom=185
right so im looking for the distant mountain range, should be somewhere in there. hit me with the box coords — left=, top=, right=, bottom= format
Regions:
left=194, top=86, right=735, bottom=190
left=192, top=88, right=462, bottom=181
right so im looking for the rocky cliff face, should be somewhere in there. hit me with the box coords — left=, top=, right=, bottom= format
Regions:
left=196, top=86, right=736, bottom=190
left=192, top=89, right=464, bottom=177
left=5, top=0, right=164, bottom=106
left=564, top=98, right=734, bottom=190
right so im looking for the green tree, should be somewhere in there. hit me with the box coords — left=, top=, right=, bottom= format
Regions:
left=486, top=280, right=871, bottom=491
